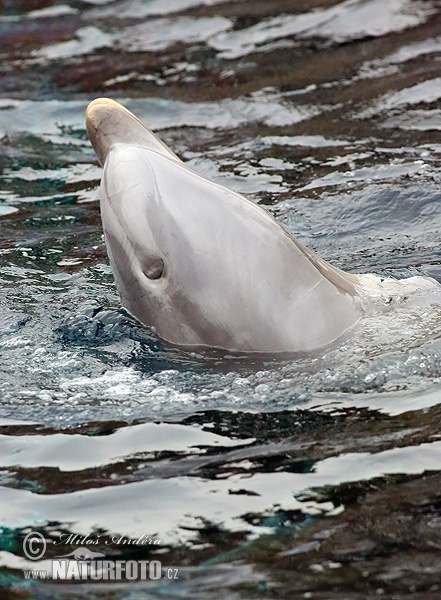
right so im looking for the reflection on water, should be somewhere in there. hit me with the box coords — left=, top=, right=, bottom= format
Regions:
left=1, top=0, right=441, bottom=597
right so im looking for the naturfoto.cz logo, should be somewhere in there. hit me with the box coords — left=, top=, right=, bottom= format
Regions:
left=22, top=531, right=179, bottom=582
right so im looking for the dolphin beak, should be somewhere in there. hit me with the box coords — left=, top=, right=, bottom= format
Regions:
left=86, top=97, right=181, bottom=165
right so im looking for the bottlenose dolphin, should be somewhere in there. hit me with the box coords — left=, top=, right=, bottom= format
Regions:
left=86, top=98, right=437, bottom=353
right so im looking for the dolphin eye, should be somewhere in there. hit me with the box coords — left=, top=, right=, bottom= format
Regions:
left=143, top=258, right=164, bottom=280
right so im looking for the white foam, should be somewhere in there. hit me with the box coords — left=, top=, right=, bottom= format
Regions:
left=88, top=0, right=229, bottom=19
left=210, top=0, right=434, bottom=59
left=32, top=26, right=114, bottom=60
left=359, top=77, right=441, bottom=117
left=120, top=17, right=232, bottom=53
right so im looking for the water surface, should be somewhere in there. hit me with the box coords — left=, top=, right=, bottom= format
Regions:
left=1, top=0, right=441, bottom=598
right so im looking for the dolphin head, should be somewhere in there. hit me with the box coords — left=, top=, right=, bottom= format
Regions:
left=86, top=99, right=360, bottom=353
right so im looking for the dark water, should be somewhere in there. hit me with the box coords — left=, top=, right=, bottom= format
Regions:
left=1, top=0, right=441, bottom=598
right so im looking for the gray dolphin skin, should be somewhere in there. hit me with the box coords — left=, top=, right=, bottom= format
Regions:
left=86, top=98, right=437, bottom=353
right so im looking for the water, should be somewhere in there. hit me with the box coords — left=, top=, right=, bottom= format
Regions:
left=1, top=0, right=441, bottom=597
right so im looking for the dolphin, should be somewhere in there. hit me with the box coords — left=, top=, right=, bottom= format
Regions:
left=85, top=98, right=437, bottom=353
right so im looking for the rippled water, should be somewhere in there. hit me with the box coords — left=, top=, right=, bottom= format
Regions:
left=1, top=0, right=441, bottom=598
